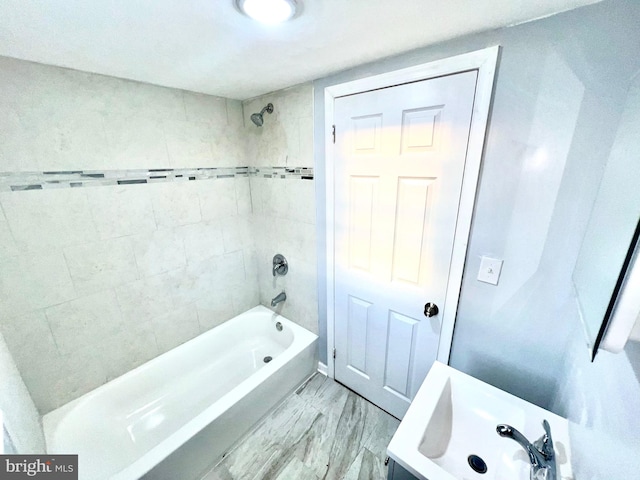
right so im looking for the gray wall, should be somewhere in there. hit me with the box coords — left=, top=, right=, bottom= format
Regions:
left=314, top=0, right=640, bottom=476
left=551, top=70, right=640, bottom=480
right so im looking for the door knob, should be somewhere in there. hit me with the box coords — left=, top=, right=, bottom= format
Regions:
left=424, top=302, right=439, bottom=318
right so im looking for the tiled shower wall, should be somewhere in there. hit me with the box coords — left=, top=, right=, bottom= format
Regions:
left=0, top=56, right=258, bottom=413
left=0, top=333, right=45, bottom=452
left=243, top=85, right=318, bottom=335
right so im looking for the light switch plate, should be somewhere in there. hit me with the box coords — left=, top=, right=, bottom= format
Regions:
left=477, top=256, right=503, bottom=285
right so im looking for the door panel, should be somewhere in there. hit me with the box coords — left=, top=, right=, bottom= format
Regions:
left=384, top=311, right=419, bottom=398
left=348, top=176, right=379, bottom=272
left=346, top=295, right=372, bottom=377
left=392, top=176, right=434, bottom=285
left=400, top=106, right=442, bottom=153
left=353, top=114, right=383, bottom=153
left=333, top=71, right=478, bottom=418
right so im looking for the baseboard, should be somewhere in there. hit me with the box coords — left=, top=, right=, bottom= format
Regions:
left=317, top=361, right=328, bottom=376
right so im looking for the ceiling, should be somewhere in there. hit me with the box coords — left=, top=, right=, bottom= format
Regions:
left=0, top=0, right=602, bottom=100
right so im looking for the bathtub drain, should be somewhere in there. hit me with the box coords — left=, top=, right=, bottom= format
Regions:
left=467, top=454, right=487, bottom=474
left=263, top=356, right=273, bottom=363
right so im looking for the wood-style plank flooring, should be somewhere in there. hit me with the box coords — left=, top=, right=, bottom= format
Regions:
left=201, top=373, right=400, bottom=480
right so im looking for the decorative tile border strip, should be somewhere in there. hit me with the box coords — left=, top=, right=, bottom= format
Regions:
left=0, top=166, right=314, bottom=192
left=253, top=166, right=314, bottom=180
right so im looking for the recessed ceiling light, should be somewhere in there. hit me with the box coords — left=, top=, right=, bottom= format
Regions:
left=235, top=0, right=298, bottom=24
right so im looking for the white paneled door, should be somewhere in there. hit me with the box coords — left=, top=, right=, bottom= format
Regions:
left=333, top=71, right=478, bottom=419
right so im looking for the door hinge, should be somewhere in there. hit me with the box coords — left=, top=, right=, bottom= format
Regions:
left=333, top=348, right=336, bottom=359
left=332, top=124, right=336, bottom=144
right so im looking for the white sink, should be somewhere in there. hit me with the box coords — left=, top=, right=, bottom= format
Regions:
left=387, top=362, right=573, bottom=480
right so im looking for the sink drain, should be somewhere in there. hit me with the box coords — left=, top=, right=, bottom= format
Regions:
left=468, top=455, right=487, bottom=474
left=263, top=356, right=273, bottom=363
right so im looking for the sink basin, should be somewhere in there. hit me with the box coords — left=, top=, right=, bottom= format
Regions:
left=387, top=362, right=573, bottom=480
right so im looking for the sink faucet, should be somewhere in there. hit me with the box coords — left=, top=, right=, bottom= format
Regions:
left=496, top=420, right=556, bottom=480
left=271, top=291, right=286, bottom=307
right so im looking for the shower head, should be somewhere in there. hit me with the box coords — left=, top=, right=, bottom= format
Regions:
left=251, top=103, right=274, bottom=127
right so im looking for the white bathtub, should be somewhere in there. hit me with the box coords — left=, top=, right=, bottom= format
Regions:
left=43, top=306, right=318, bottom=480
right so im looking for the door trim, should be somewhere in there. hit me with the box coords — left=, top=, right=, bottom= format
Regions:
left=324, top=46, right=500, bottom=378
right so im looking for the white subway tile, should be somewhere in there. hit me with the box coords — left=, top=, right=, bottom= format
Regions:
left=280, top=219, right=317, bottom=262
left=152, top=304, right=200, bottom=352
left=32, top=110, right=112, bottom=172
left=165, top=264, right=205, bottom=307
left=168, top=249, right=245, bottom=308
left=21, top=344, right=107, bottom=413
left=249, top=177, right=265, bottom=214
left=182, top=91, right=228, bottom=126
left=286, top=179, right=316, bottom=225
left=103, top=112, right=170, bottom=169
left=18, top=354, right=66, bottom=414
left=100, top=323, right=159, bottom=381
left=226, top=99, right=245, bottom=129
left=150, top=182, right=202, bottom=228
left=114, top=272, right=175, bottom=324
left=0, top=208, right=19, bottom=261
left=56, top=69, right=125, bottom=115
left=221, top=215, right=253, bottom=252
left=0, top=57, right=31, bottom=109
left=0, top=189, right=98, bottom=253
left=88, top=185, right=157, bottom=239
left=196, top=292, right=236, bottom=332
left=0, top=139, right=22, bottom=173
left=198, top=178, right=237, bottom=221
left=282, top=118, right=301, bottom=165
left=235, top=177, right=253, bottom=215
left=0, top=253, right=76, bottom=318
left=0, top=108, right=46, bottom=172
left=164, top=119, right=214, bottom=167
left=231, top=280, right=260, bottom=316
left=106, top=81, right=186, bottom=121
left=213, top=250, right=246, bottom=286
left=58, top=345, right=109, bottom=406
left=261, top=179, right=288, bottom=218
left=0, top=310, right=59, bottom=371
left=253, top=217, right=275, bottom=254
left=279, top=84, right=313, bottom=121
left=131, top=228, right=186, bottom=277
left=178, top=221, right=225, bottom=265
left=298, top=114, right=314, bottom=167
left=260, top=123, right=288, bottom=166
left=64, top=237, right=139, bottom=296
left=243, top=248, right=259, bottom=281
left=210, top=124, right=246, bottom=166
left=45, top=290, right=125, bottom=355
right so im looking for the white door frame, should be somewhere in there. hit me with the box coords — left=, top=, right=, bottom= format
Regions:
left=324, top=46, right=500, bottom=378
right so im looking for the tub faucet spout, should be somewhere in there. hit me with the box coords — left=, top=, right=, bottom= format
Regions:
left=496, top=420, right=556, bottom=480
left=271, top=291, right=286, bottom=307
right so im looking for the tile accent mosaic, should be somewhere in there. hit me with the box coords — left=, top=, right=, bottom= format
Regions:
left=253, top=166, right=314, bottom=180
left=0, top=166, right=314, bottom=192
